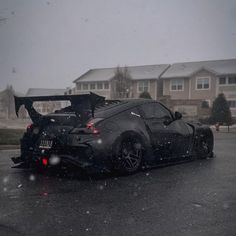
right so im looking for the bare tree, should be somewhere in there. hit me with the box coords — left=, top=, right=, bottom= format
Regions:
left=0, top=17, right=7, bottom=25
left=111, top=66, right=132, bottom=99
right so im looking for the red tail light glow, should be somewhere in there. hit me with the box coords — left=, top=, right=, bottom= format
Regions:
left=86, top=122, right=99, bottom=134
left=27, top=123, right=33, bottom=132
left=42, top=158, right=48, bottom=166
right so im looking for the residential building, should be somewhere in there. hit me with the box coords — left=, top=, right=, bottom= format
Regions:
left=161, top=59, right=236, bottom=117
left=73, top=65, right=170, bottom=99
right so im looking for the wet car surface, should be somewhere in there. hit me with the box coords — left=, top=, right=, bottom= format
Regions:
left=1, top=132, right=235, bottom=236
left=12, top=94, right=214, bottom=174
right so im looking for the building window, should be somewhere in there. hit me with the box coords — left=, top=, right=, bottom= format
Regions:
left=219, top=77, right=226, bottom=84
left=77, top=83, right=81, bottom=90
left=104, top=82, right=109, bottom=89
left=228, top=77, right=236, bottom=84
left=82, top=83, right=88, bottom=90
left=170, top=79, right=184, bottom=91
left=138, top=81, right=149, bottom=92
left=90, top=83, right=96, bottom=90
left=196, top=77, right=210, bottom=90
left=97, top=82, right=103, bottom=90
left=228, top=100, right=236, bottom=108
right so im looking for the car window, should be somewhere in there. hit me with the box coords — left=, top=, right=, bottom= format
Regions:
left=140, top=103, right=171, bottom=119
left=153, top=103, right=172, bottom=119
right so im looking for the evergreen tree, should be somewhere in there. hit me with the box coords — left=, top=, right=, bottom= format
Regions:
left=210, top=93, right=232, bottom=125
left=139, top=91, right=152, bottom=99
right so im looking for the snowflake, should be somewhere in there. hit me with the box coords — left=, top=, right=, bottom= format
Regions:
left=49, top=155, right=61, bottom=165
left=3, top=176, right=9, bottom=184
left=98, top=185, right=104, bottom=190
left=97, top=139, right=102, bottom=144
left=29, top=174, right=36, bottom=181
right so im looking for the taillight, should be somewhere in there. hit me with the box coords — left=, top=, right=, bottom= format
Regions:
left=42, top=157, right=48, bottom=166
left=26, top=123, right=33, bottom=132
left=86, top=121, right=99, bottom=134
left=70, top=118, right=103, bottom=134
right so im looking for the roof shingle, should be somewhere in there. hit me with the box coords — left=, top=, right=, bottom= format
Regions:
left=161, top=59, right=236, bottom=78
left=74, top=64, right=170, bottom=83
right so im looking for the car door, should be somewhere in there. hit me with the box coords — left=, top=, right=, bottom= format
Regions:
left=139, top=102, right=175, bottom=160
left=139, top=102, right=192, bottom=160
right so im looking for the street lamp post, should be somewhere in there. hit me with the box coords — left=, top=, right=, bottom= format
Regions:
left=126, top=88, right=129, bottom=98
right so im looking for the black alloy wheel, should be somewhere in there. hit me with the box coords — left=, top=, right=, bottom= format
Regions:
left=114, top=137, right=143, bottom=174
left=197, top=137, right=212, bottom=159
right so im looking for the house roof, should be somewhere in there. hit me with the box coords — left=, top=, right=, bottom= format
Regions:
left=25, top=88, right=67, bottom=97
left=161, top=59, right=236, bottom=78
left=73, top=64, right=170, bottom=83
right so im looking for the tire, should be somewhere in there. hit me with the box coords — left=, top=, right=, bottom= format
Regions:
left=197, top=136, right=213, bottom=159
left=113, top=136, right=143, bottom=174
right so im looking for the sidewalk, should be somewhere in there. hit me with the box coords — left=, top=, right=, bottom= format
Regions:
left=210, top=125, right=236, bottom=133
left=0, top=145, right=20, bottom=150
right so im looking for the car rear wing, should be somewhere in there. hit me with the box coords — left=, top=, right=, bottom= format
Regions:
left=14, top=92, right=105, bottom=123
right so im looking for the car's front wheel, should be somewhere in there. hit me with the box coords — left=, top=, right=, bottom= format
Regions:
left=197, top=136, right=214, bottom=159
left=113, top=136, right=143, bottom=174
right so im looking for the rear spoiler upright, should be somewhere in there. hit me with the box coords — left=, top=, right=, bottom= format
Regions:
left=14, top=92, right=105, bottom=122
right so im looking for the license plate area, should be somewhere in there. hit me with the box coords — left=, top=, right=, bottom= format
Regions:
left=39, top=139, right=53, bottom=149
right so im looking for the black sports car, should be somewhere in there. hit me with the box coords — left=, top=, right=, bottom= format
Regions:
left=12, top=93, right=214, bottom=174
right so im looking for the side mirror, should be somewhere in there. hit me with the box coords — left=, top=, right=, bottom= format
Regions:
left=163, top=116, right=172, bottom=126
left=174, top=111, right=182, bottom=120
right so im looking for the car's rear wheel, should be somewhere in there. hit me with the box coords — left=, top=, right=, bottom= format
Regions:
left=113, top=136, right=143, bottom=174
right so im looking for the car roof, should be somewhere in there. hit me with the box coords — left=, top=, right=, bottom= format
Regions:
left=50, top=98, right=164, bottom=119
left=94, top=99, right=156, bottom=118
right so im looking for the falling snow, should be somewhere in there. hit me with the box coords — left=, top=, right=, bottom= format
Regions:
left=223, top=202, right=229, bottom=209
left=98, top=185, right=104, bottom=190
left=29, top=174, right=36, bottom=181
left=49, top=155, right=61, bottom=165
left=3, top=176, right=9, bottom=184
left=97, top=139, right=102, bottom=144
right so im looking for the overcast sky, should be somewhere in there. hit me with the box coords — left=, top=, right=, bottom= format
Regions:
left=1, top=0, right=236, bottom=93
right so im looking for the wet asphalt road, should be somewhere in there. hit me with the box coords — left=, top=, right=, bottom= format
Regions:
left=0, top=132, right=236, bottom=236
